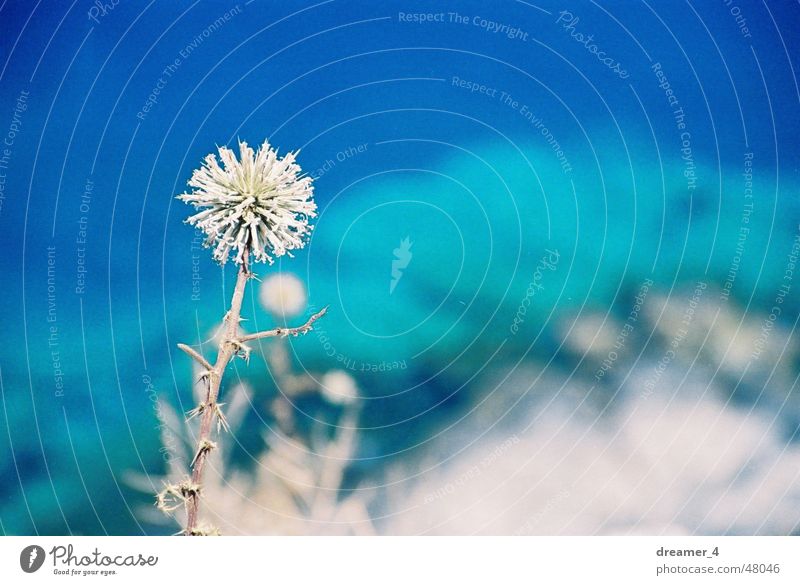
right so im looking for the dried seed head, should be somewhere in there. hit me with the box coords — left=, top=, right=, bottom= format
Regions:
left=191, top=439, right=218, bottom=467
left=178, top=140, right=316, bottom=265
left=156, top=482, right=185, bottom=514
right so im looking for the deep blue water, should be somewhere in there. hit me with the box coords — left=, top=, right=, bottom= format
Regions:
left=1, top=0, right=799, bottom=534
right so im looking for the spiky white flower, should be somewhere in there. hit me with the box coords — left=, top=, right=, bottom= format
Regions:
left=178, top=140, right=316, bottom=265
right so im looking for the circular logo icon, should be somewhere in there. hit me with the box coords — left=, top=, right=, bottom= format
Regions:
left=20, top=545, right=45, bottom=573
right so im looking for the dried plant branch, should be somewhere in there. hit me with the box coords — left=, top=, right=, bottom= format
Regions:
left=240, top=306, right=328, bottom=342
left=177, top=343, right=213, bottom=371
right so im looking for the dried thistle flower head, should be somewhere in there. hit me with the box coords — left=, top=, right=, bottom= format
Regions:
left=178, top=139, right=316, bottom=265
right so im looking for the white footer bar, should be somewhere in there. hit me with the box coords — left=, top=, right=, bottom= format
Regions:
left=1, top=536, right=797, bottom=584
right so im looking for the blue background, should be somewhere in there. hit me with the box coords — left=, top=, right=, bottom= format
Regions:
left=1, top=0, right=799, bottom=534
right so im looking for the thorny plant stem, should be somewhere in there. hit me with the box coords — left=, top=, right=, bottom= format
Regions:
left=178, top=251, right=328, bottom=536
left=184, top=254, right=250, bottom=535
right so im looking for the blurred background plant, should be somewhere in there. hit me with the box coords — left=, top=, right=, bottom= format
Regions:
left=127, top=274, right=373, bottom=535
